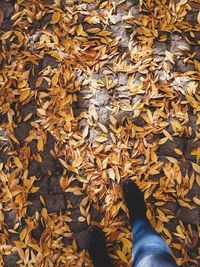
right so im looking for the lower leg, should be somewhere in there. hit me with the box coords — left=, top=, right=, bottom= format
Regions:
left=123, top=180, right=178, bottom=267
left=132, top=218, right=177, bottom=267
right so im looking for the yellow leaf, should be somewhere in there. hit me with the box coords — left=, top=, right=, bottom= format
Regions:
left=158, top=137, right=168, bottom=145
left=18, top=80, right=27, bottom=88
left=73, top=157, right=83, bottom=168
left=165, top=51, right=175, bottom=64
left=52, top=72, right=59, bottom=86
left=58, top=158, right=68, bottom=169
left=193, top=197, right=200, bottom=205
left=20, top=228, right=26, bottom=241
left=108, top=168, right=115, bottom=180
left=147, top=109, right=153, bottom=123
left=76, top=24, right=88, bottom=37
left=163, top=227, right=172, bottom=239
left=178, top=45, right=189, bottom=51
left=166, top=157, right=177, bottom=164
left=179, top=0, right=187, bottom=5
left=60, top=176, right=68, bottom=191
left=174, top=148, right=183, bottom=155
left=14, top=31, right=24, bottom=44
left=157, top=209, right=169, bottom=222
left=198, top=11, right=200, bottom=25
left=84, top=16, right=100, bottom=24
left=191, top=162, right=200, bottom=173
left=1, top=31, right=12, bottom=40
left=98, top=31, right=111, bottom=36
left=82, top=0, right=95, bottom=3
left=37, top=139, right=44, bottom=152
left=95, top=136, right=108, bottom=143
left=163, top=129, right=173, bottom=140
left=121, top=238, right=132, bottom=249
left=146, top=208, right=152, bottom=220
left=29, top=244, right=41, bottom=253
left=19, top=90, right=30, bottom=102
left=31, top=187, right=40, bottom=193
left=82, top=125, right=89, bottom=138
left=14, top=157, right=23, bottom=168
left=37, top=109, right=46, bottom=116
left=117, top=250, right=128, bottom=264
left=50, top=11, right=61, bottom=24
left=40, top=195, right=45, bottom=206
left=58, top=158, right=78, bottom=174
left=98, top=122, right=108, bottom=133
left=89, top=105, right=98, bottom=121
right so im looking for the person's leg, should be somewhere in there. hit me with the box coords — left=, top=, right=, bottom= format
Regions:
left=86, top=225, right=112, bottom=267
left=123, top=180, right=178, bottom=267
left=132, top=218, right=178, bottom=267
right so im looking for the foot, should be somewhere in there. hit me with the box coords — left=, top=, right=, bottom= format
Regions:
left=86, top=225, right=112, bottom=267
left=123, top=180, right=146, bottom=224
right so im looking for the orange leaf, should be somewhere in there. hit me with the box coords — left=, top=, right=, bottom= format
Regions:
left=117, top=250, right=128, bottom=264
left=14, top=157, right=23, bottom=168
left=51, top=12, right=61, bottom=24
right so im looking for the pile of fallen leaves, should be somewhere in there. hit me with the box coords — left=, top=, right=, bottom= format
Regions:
left=0, top=0, right=200, bottom=266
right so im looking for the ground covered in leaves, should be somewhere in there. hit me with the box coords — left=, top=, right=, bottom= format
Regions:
left=0, top=0, right=200, bottom=266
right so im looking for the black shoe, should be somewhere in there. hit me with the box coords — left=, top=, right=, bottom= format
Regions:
left=86, top=225, right=112, bottom=267
left=123, top=180, right=146, bottom=224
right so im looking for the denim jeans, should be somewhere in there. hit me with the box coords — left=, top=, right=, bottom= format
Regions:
left=132, top=218, right=178, bottom=267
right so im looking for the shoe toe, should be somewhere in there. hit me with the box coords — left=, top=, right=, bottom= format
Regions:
left=123, top=179, right=134, bottom=194
left=86, top=225, right=104, bottom=248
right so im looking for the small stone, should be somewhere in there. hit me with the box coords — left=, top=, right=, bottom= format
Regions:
left=153, top=42, right=167, bottom=56
left=69, top=210, right=88, bottom=233
left=14, top=122, right=32, bottom=142
left=118, top=74, right=127, bottom=86
left=185, top=139, right=200, bottom=162
left=170, top=33, right=190, bottom=54
left=194, top=46, right=200, bottom=60
left=42, top=54, right=58, bottom=69
left=163, top=201, right=178, bottom=214
left=175, top=60, right=194, bottom=73
left=157, top=137, right=184, bottom=158
left=28, top=140, right=38, bottom=155
left=4, top=252, right=19, bottom=267
left=28, top=160, right=43, bottom=178
left=45, top=194, right=66, bottom=214
left=185, top=10, right=199, bottom=26
left=116, top=110, right=133, bottom=125
left=98, top=108, right=111, bottom=125
left=39, top=13, right=52, bottom=28
left=49, top=176, right=63, bottom=194
left=111, top=24, right=130, bottom=48
left=4, top=210, right=17, bottom=229
left=95, top=89, right=110, bottom=106
left=34, top=176, right=50, bottom=195
left=179, top=160, right=192, bottom=177
left=72, top=89, right=91, bottom=117
left=89, top=128, right=98, bottom=143
left=177, top=207, right=200, bottom=225
left=27, top=196, right=43, bottom=216
left=20, top=100, right=37, bottom=121
left=40, top=134, right=56, bottom=175
left=65, top=192, right=86, bottom=209
left=32, top=220, right=44, bottom=241
left=0, top=0, right=14, bottom=19
left=187, top=115, right=199, bottom=138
